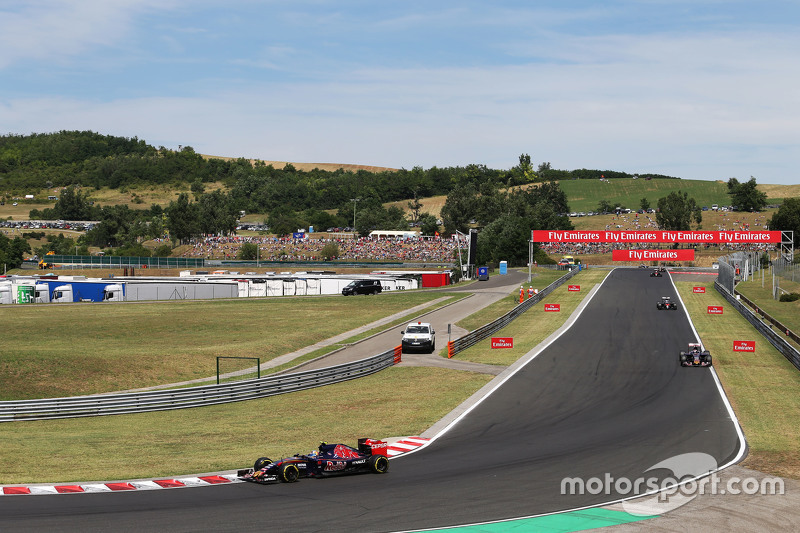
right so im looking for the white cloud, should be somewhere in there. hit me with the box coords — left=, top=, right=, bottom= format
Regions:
left=0, top=0, right=176, bottom=69
left=1, top=3, right=798, bottom=183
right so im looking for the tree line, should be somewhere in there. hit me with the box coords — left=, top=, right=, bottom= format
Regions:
left=7, top=131, right=797, bottom=267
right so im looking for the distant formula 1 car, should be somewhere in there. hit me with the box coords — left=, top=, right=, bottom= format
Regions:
left=650, top=268, right=663, bottom=277
left=238, top=438, right=389, bottom=484
left=680, top=343, right=712, bottom=367
left=657, top=296, right=678, bottom=310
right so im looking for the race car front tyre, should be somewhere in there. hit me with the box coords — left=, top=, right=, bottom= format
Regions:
left=278, top=463, right=300, bottom=483
left=254, top=457, right=273, bottom=470
left=368, top=455, right=390, bottom=474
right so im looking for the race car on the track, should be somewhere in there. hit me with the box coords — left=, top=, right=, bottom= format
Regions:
left=238, top=438, right=389, bottom=484
left=650, top=268, right=663, bottom=277
left=656, top=296, right=678, bottom=310
left=680, top=343, right=712, bottom=367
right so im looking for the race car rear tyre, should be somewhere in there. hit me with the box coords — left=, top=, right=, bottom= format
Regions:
left=278, top=463, right=300, bottom=483
left=254, top=457, right=273, bottom=470
left=368, top=455, right=389, bottom=474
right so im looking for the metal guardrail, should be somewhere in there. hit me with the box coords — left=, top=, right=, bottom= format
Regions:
left=714, top=282, right=800, bottom=372
left=0, top=349, right=396, bottom=422
left=735, top=290, right=800, bottom=347
left=448, top=267, right=579, bottom=356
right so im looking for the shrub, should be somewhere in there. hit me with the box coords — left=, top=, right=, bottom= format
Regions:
left=153, top=244, right=172, bottom=257
left=320, top=243, right=339, bottom=261
left=779, top=293, right=800, bottom=302
left=238, top=242, right=258, bottom=260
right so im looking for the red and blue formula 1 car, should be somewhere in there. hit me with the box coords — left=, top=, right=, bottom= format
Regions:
left=238, top=438, right=389, bottom=483
left=679, top=343, right=713, bottom=367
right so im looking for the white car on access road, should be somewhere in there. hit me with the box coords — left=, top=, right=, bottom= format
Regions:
left=401, top=322, right=436, bottom=353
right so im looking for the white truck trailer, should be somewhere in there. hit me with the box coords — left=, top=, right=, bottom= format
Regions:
left=103, top=280, right=239, bottom=302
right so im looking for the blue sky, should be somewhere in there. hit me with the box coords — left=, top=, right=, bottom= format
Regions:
left=2, top=1, right=799, bottom=184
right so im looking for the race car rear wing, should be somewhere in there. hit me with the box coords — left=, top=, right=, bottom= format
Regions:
left=358, top=438, right=388, bottom=457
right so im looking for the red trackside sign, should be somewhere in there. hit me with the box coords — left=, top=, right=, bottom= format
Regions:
left=491, top=337, right=513, bottom=349
left=693, top=287, right=706, bottom=293
left=568, top=285, right=580, bottom=291
left=708, top=306, right=724, bottom=314
left=612, top=249, right=695, bottom=261
left=531, top=230, right=782, bottom=243
left=733, top=340, right=755, bottom=352
left=545, top=304, right=560, bottom=312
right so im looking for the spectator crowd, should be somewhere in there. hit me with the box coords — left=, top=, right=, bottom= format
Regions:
left=180, top=235, right=460, bottom=262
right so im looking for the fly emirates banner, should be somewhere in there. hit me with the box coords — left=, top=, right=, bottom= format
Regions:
left=531, top=230, right=781, bottom=244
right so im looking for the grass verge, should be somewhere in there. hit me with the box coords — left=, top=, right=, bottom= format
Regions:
left=0, top=367, right=491, bottom=484
left=453, top=269, right=610, bottom=366
left=0, top=292, right=463, bottom=400
left=455, top=267, right=571, bottom=333
left=675, top=281, right=800, bottom=479
left=735, top=277, right=800, bottom=340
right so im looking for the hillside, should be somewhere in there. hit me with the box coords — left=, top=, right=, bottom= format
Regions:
left=200, top=154, right=398, bottom=174
left=1, top=131, right=797, bottom=225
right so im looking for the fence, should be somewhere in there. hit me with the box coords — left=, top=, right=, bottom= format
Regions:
left=446, top=267, right=579, bottom=357
left=774, top=256, right=800, bottom=297
left=0, top=349, right=396, bottom=422
left=46, top=255, right=205, bottom=268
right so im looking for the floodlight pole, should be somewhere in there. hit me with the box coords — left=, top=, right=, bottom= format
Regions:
left=528, top=240, right=533, bottom=283
left=351, top=198, right=360, bottom=229
left=455, top=230, right=466, bottom=280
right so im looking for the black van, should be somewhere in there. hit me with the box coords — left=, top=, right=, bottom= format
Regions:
left=342, top=279, right=383, bottom=296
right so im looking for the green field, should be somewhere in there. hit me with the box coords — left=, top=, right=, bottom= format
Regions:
left=558, top=177, right=731, bottom=213
left=735, top=276, right=800, bottom=340
left=0, top=367, right=491, bottom=484
left=0, top=292, right=464, bottom=400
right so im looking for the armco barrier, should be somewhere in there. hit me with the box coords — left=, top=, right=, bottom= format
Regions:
left=0, top=349, right=396, bottom=422
left=714, top=282, right=800, bottom=372
left=447, top=268, right=579, bottom=358
left=735, top=290, right=800, bottom=347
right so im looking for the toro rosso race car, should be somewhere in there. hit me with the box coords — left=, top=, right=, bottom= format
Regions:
left=238, top=438, right=389, bottom=484
left=657, top=296, right=678, bottom=310
left=680, top=343, right=713, bottom=367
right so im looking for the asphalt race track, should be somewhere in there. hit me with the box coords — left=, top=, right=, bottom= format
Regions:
left=1, top=269, right=742, bottom=532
